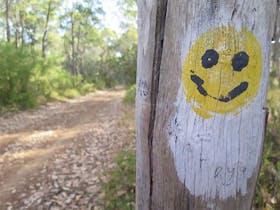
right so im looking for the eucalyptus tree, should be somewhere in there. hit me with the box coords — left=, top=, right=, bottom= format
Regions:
left=4, top=0, right=11, bottom=42
left=40, top=0, right=61, bottom=57
left=60, top=0, right=103, bottom=75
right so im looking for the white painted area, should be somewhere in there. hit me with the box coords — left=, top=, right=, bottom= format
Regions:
left=169, top=2, right=269, bottom=203
left=168, top=84, right=266, bottom=201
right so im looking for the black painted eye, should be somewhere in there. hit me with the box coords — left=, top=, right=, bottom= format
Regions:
left=232, top=51, right=249, bottom=71
left=201, top=49, right=219, bottom=69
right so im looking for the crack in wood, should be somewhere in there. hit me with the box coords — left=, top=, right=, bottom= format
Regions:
left=147, top=0, right=168, bottom=209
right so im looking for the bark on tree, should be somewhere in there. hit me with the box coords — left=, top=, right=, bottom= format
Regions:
left=136, top=0, right=277, bottom=209
left=5, top=0, right=11, bottom=43
left=19, top=10, right=24, bottom=46
left=15, top=29, right=18, bottom=48
left=76, top=25, right=81, bottom=74
left=70, top=11, right=77, bottom=75
left=42, top=1, right=52, bottom=57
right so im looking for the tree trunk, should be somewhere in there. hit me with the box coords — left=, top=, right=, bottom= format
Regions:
left=19, top=10, right=24, bottom=46
left=136, top=0, right=277, bottom=209
left=5, top=0, right=11, bottom=43
left=15, top=29, right=18, bottom=48
left=70, top=11, right=77, bottom=75
left=42, top=1, right=52, bottom=58
left=76, top=25, right=81, bottom=75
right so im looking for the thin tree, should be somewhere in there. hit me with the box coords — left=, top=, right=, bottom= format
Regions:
left=42, top=0, right=52, bottom=57
left=5, top=0, right=11, bottom=42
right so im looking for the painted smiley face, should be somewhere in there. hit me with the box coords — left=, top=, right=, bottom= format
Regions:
left=182, top=26, right=262, bottom=119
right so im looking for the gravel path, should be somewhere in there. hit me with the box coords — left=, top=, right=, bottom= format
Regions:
left=0, top=89, right=135, bottom=210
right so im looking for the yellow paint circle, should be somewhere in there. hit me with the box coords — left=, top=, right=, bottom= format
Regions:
left=182, top=26, right=262, bottom=119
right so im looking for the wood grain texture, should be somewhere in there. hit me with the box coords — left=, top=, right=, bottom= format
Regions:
left=136, top=0, right=277, bottom=209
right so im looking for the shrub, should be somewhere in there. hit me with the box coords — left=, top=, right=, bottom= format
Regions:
left=92, top=78, right=106, bottom=90
left=0, top=42, right=37, bottom=109
left=31, top=62, right=94, bottom=101
left=10, top=93, right=37, bottom=109
left=63, top=89, right=80, bottom=99
left=0, top=43, right=95, bottom=112
left=123, top=84, right=136, bottom=104
left=80, top=83, right=94, bottom=95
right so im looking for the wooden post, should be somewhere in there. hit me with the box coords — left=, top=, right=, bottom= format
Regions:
left=272, top=2, right=280, bottom=77
left=136, top=0, right=277, bottom=209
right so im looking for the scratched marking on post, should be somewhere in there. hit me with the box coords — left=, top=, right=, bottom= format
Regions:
left=168, top=116, right=182, bottom=143
left=191, top=132, right=213, bottom=168
left=214, top=163, right=247, bottom=186
left=168, top=115, right=193, bottom=159
left=138, top=79, right=149, bottom=98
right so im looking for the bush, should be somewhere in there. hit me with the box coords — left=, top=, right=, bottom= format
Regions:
left=90, top=42, right=137, bottom=89
left=117, top=44, right=137, bottom=86
left=123, top=84, right=136, bottom=104
left=92, top=78, right=106, bottom=90
left=0, top=43, right=37, bottom=109
left=10, top=93, right=37, bottom=109
left=0, top=43, right=95, bottom=112
left=31, top=67, right=81, bottom=101
left=63, top=89, right=80, bottom=99
left=80, top=83, right=95, bottom=95
left=100, top=149, right=136, bottom=210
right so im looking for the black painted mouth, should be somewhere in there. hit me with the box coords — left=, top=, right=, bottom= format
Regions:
left=190, top=74, right=248, bottom=102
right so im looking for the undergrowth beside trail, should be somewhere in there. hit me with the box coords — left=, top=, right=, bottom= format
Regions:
left=100, top=149, right=136, bottom=210
left=0, top=43, right=95, bottom=114
left=123, top=85, right=136, bottom=104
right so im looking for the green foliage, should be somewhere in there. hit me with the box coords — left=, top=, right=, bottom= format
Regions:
left=0, top=43, right=37, bottom=109
left=88, top=4, right=137, bottom=89
left=92, top=31, right=137, bottom=88
left=60, top=0, right=104, bottom=76
left=0, top=0, right=138, bottom=91
left=117, top=0, right=137, bottom=30
left=123, top=84, right=136, bottom=104
left=0, top=43, right=94, bottom=112
left=100, top=149, right=136, bottom=210
left=37, top=68, right=94, bottom=100
left=10, top=93, right=37, bottom=109
left=80, top=83, right=95, bottom=95
left=92, top=78, right=106, bottom=90
left=63, top=89, right=80, bottom=99
left=93, top=57, right=120, bottom=88
left=117, top=43, right=137, bottom=86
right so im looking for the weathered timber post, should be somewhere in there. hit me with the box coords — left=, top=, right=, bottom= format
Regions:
left=272, top=2, right=280, bottom=76
left=136, top=0, right=277, bottom=209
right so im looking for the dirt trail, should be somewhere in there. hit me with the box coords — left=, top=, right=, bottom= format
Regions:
left=0, top=89, right=135, bottom=210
